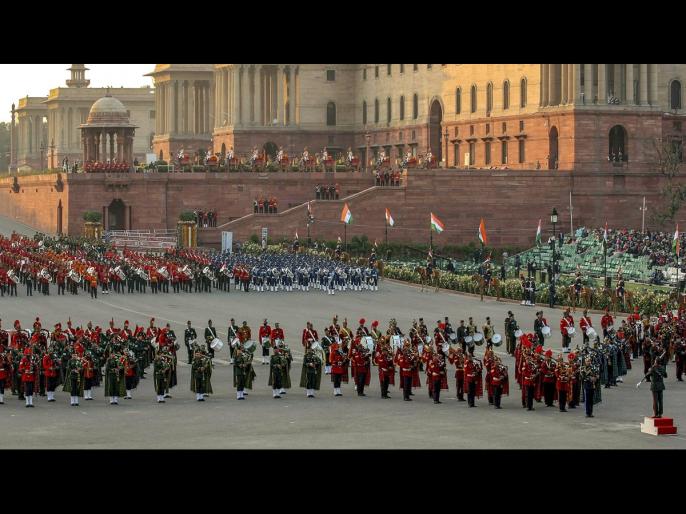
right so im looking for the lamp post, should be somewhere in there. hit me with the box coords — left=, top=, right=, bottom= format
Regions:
left=443, top=127, right=449, bottom=168
left=365, top=129, right=371, bottom=173
left=551, top=208, right=558, bottom=286
left=639, top=196, right=647, bottom=233
left=49, top=138, right=56, bottom=170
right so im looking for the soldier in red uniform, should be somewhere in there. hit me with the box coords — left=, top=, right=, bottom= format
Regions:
left=521, top=348, right=539, bottom=411
left=302, top=321, right=318, bottom=354
left=270, top=323, right=285, bottom=347
left=579, top=309, right=593, bottom=344
left=560, top=309, right=574, bottom=353
left=488, top=355, right=509, bottom=409
left=448, top=346, right=466, bottom=401
left=329, top=341, right=349, bottom=396
left=351, top=336, right=371, bottom=396
left=555, top=355, right=572, bottom=412
left=601, top=308, right=614, bottom=338
left=540, top=349, right=558, bottom=407
left=11, top=320, right=26, bottom=350
left=568, top=352, right=581, bottom=408
left=395, top=341, right=418, bottom=401
left=427, top=352, right=448, bottom=404
left=124, top=352, right=138, bottom=399
left=483, top=347, right=495, bottom=405
left=373, top=338, right=395, bottom=399
left=19, top=347, right=38, bottom=407
left=42, top=349, right=60, bottom=402
left=56, top=268, right=66, bottom=295
left=464, top=352, right=483, bottom=407
left=258, top=319, right=272, bottom=365
left=0, top=347, right=11, bottom=404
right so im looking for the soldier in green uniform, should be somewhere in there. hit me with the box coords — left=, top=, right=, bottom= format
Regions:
left=104, top=351, right=126, bottom=405
left=300, top=347, right=322, bottom=398
left=233, top=345, right=256, bottom=400
left=63, top=352, right=84, bottom=406
left=268, top=347, right=288, bottom=398
left=190, top=346, right=213, bottom=401
left=153, top=351, right=171, bottom=403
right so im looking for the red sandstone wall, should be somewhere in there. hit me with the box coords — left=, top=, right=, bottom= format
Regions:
left=0, top=174, right=68, bottom=234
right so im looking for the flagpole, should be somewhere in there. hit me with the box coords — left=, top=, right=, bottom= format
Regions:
left=385, top=220, right=388, bottom=247
left=569, top=191, right=574, bottom=238
left=344, top=222, right=347, bottom=253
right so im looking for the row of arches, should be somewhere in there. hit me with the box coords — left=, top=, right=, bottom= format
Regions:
left=457, top=78, right=528, bottom=114
left=362, top=95, right=419, bottom=125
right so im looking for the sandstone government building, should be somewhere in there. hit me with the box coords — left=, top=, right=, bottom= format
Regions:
left=3, top=64, right=685, bottom=248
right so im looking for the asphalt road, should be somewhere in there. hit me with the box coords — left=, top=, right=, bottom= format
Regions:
left=1, top=278, right=684, bottom=449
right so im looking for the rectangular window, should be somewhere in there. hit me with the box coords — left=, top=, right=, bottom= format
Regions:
left=400, top=64, right=405, bottom=74
left=363, top=68, right=367, bottom=80
left=375, top=66, right=379, bottom=78
left=454, top=126, right=458, bottom=137
left=387, top=64, right=392, bottom=75
left=453, top=143, right=459, bottom=166
left=519, top=139, right=526, bottom=163
left=502, top=122, right=507, bottom=133
left=501, top=141, right=508, bottom=164
left=485, top=123, right=490, bottom=134
left=326, top=70, right=336, bottom=81
left=519, top=120, right=525, bottom=131
left=411, top=130, right=416, bottom=140
left=413, top=64, right=418, bottom=71
left=469, top=142, right=476, bottom=165
left=469, top=125, right=474, bottom=136
left=485, top=142, right=491, bottom=165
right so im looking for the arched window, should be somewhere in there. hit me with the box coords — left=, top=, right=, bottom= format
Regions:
left=326, top=101, right=336, bottom=126
left=399, top=95, right=405, bottom=120
left=362, top=100, right=367, bottom=125
left=670, top=80, right=682, bottom=110
left=486, top=82, right=493, bottom=113
left=387, top=97, right=392, bottom=123
left=608, top=125, right=629, bottom=162
left=470, top=85, right=477, bottom=113
left=520, top=78, right=527, bottom=107
left=503, top=80, right=510, bottom=110
left=412, top=94, right=418, bottom=119
left=455, top=88, right=462, bottom=114
left=374, top=98, right=380, bottom=123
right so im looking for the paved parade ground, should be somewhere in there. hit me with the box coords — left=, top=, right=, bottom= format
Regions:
left=1, top=276, right=685, bottom=449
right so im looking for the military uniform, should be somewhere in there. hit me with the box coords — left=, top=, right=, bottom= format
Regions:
left=104, top=353, right=126, bottom=404
left=153, top=353, right=171, bottom=403
left=184, top=325, right=197, bottom=364
left=268, top=349, right=288, bottom=398
left=190, top=350, right=213, bottom=401
left=647, top=360, right=667, bottom=418
left=62, top=355, right=84, bottom=406
left=300, top=348, right=322, bottom=397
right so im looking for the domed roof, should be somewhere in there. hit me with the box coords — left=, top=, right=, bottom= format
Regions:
left=80, top=94, right=137, bottom=129
left=89, top=95, right=127, bottom=115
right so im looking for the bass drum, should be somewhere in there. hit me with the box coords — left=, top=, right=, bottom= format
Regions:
left=210, top=338, right=224, bottom=351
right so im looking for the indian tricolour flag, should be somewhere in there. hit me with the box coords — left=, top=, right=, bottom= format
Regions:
left=478, top=218, right=488, bottom=245
left=341, top=203, right=352, bottom=224
left=674, top=224, right=680, bottom=256
left=536, top=219, right=542, bottom=246
left=430, top=212, right=444, bottom=233
left=603, top=222, right=608, bottom=245
left=385, top=208, right=395, bottom=227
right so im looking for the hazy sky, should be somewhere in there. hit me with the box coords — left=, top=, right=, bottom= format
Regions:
left=0, top=64, right=155, bottom=122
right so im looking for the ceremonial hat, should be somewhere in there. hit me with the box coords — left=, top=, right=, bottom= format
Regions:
left=535, top=345, right=544, bottom=354
left=359, top=318, right=366, bottom=325
left=439, top=323, right=446, bottom=330
left=568, top=353, right=576, bottom=360
left=54, top=323, right=61, bottom=329
left=372, top=320, right=379, bottom=327
left=544, top=349, right=553, bottom=358
left=14, top=320, right=20, bottom=327
left=124, top=320, right=129, bottom=325
left=23, top=347, right=32, bottom=355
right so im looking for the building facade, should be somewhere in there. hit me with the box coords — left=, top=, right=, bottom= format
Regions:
left=13, top=65, right=155, bottom=170
left=148, top=64, right=686, bottom=171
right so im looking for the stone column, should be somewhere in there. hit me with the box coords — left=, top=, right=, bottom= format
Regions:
left=541, top=64, right=549, bottom=106
left=287, top=66, right=294, bottom=125
left=569, top=64, right=578, bottom=104
left=208, top=80, right=215, bottom=133
left=101, top=130, right=107, bottom=162
left=649, top=63, right=658, bottom=106
left=561, top=64, right=568, bottom=104
left=254, top=65, right=263, bottom=125
left=189, top=81, right=196, bottom=134
left=625, top=64, right=634, bottom=104
left=168, top=83, right=174, bottom=134
left=109, top=132, right=115, bottom=161
left=174, top=80, right=180, bottom=133
left=117, top=131, right=123, bottom=161
left=597, top=64, right=606, bottom=104
left=640, top=64, right=648, bottom=105
left=549, top=64, right=556, bottom=105
left=583, top=64, right=593, bottom=104
left=277, top=67, right=285, bottom=125
left=241, top=67, right=250, bottom=127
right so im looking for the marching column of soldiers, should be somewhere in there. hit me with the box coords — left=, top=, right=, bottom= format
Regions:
left=1, top=304, right=681, bottom=416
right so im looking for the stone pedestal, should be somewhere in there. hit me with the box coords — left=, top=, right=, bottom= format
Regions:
left=178, top=221, right=197, bottom=248
left=83, top=221, right=102, bottom=240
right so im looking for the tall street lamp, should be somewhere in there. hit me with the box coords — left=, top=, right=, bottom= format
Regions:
left=40, top=141, right=46, bottom=171
left=551, top=208, right=558, bottom=285
left=443, top=127, right=449, bottom=168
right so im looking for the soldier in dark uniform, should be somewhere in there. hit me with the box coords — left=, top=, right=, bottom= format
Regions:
left=646, top=351, right=667, bottom=418
left=191, top=347, right=212, bottom=401
left=300, top=346, right=322, bottom=398
left=504, top=311, right=517, bottom=356
left=184, top=321, right=197, bottom=364
left=25, top=269, right=34, bottom=296
left=204, top=320, right=217, bottom=359
left=456, top=320, right=468, bottom=353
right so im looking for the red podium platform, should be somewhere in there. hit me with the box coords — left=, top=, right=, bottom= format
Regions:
left=640, top=417, right=677, bottom=436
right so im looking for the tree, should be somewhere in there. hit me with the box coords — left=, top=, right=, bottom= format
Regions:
left=0, top=122, right=10, bottom=173
left=651, top=137, right=686, bottom=225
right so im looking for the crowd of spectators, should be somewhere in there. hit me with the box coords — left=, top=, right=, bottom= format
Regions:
left=576, top=227, right=685, bottom=268
left=315, top=184, right=340, bottom=200
left=253, top=197, right=278, bottom=214
left=82, top=160, right=131, bottom=173
left=194, top=210, right=217, bottom=228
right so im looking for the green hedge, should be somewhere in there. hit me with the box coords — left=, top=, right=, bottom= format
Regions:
left=179, top=211, right=196, bottom=222
left=83, top=211, right=102, bottom=223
